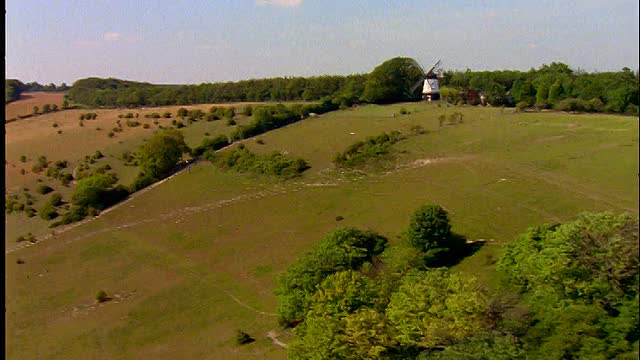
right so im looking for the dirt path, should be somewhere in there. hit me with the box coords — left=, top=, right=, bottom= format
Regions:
left=267, top=330, right=288, bottom=348
left=9, top=154, right=603, bottom=254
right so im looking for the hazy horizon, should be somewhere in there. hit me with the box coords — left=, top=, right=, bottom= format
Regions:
left=6, top=0, right=639, bottom=85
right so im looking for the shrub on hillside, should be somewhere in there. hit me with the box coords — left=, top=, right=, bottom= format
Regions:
left=192, top=135, right=230, bottom=156
left=555, top=98, right=589, bottom=112
left=48, top=193, right=63, bottom=207
left=205, top=113, right=219, bottom=122
left=36, top=184, right=54, bottom=195
left=210, top=146, right=310, bottom=178
left=96, top=290, right=110, bottom=303
left=39, top=203, right=58, bottom=220
left=129, top=172, right=157, bottom=192
left=236, top=330, right=255, bottom=345
left=515, top=101, right=530, bottom=112
left=334, top=131, right=402, bottom=167
left=69, top=174, right=128, bottom=220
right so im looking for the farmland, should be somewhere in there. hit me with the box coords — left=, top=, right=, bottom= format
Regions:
left=5, top=102, right=638, bottom=359
left=5, top=92, right=66, bottom=121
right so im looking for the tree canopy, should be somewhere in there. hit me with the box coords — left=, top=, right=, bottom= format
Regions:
left=361, top=57, right=424, bottom=103
left=136, top=129, right=189, bottom=180
left=278, top=207, right=638, bottom=359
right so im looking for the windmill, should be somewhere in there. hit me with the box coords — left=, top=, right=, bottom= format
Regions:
left=409, top=60, right=443, bottom=101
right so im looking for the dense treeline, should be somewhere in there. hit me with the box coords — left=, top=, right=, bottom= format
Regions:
left=66, top=58, right=639, bottom=115
left=67, top=74, right=367, bottom=108
left=277, top=208, right=639, bottom=359
left=441, top=62, right=640, bottom=114
left=5, top=79, right=24, bottom=103
left=5, top=79, right=70, bottom=103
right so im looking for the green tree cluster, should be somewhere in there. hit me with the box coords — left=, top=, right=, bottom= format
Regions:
left=361, top=57, right=424, bottom=103
left=279, top=207, right=638, bottom=359
left=66, top=74, right=367, bottom=108
left=276, top=227, right=388, bottom=326
left=334, top=131, right=403, bottom=167
left=210, top=145, right=309, bottom=179
left=441, top=63, right=639, bottom=113
left=497, top=212, right=639, bottom=359
left=129, top=129, right=189, bottom=192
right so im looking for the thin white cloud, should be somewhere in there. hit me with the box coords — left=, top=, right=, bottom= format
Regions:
left=74, top=40, right=101, bottom=47
left=103, top=32, right=123, bottom=41
left=256, top=0, right=302, bottom=8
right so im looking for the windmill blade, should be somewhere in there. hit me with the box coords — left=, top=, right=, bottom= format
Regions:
left=410, top=77, right=425, bottom=93
left=426, top=60, right=442, bottom=76
left=410, top=59, right=426, bottom=75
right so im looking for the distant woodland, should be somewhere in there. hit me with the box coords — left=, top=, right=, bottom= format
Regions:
left=7, top=58, right=639, bottom=114
left=5, top=79, right=69, bottom=103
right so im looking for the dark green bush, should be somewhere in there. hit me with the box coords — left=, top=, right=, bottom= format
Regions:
left=334, top=131, right=402, bottom=167
left=36, top=184, right=54, bottom=194
left=276, top=227, right=388, bottom=325
left=236, top=330, right=255, bottom=345
left=210, top=146, right=310, bottom=178
left=96, top=290, right=110, bottom=303
left=192, top=135, right=230, bottom=156
left=39, top=203, right=58, bottom=220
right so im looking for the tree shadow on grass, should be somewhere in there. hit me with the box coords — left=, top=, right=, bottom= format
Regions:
left=425, top=233, right=487, bottom=268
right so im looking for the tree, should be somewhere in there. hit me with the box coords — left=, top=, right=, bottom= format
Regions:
left=42, top=104, right=51, bottom=113
left=547, top=80, right=564, bottom=103
left=406, top=204, right=452, bottom=252
left=177, top=107, right=188, bottom=117
left=386, top=269, right=488, bottom=349
left=288, top=271, right=392, bottom=359
left=361, top=57, right=424, bottom=103
left=276, top=227, right=388, bottom=325
left=136, top=129, right=189, bottom=179
left=71, top=173, right=118, bottom=210
left=496, top=213, right=639, bottom=359
left=33, top=106, right=39, bottom=114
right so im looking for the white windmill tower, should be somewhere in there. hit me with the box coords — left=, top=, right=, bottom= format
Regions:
left=409, top=60, right=444, bottom=101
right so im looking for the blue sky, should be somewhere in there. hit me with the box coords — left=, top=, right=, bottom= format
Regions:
left=5, top=0, right=639, bottom=84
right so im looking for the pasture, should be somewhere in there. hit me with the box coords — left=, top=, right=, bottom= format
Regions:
left=5, top=103, right=265, bottom=250
left=5, top=103, right=639, bottom=359
left=5, top=92, right=66, bottom=121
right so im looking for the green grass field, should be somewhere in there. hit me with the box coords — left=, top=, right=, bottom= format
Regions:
left=4, top=103, right=297, bottom=250
left=5, top=103, right=638, bottom=359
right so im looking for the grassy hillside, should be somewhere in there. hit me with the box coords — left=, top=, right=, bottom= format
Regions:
left=5, top=103, right=287, bottom=250
left=5, top=103, right=638, bottom=359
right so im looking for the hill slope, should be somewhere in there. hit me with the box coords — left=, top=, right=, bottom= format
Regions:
left=5, top=103, right=638, bottom=359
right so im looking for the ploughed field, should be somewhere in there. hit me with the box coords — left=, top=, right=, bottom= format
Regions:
left=5, top=103, right=638, bottom=359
